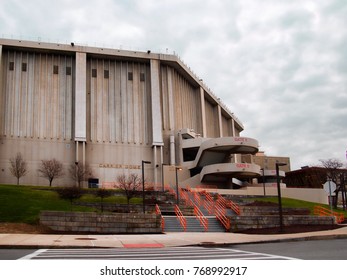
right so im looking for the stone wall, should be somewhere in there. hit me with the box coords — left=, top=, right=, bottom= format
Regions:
left=229, top=215, right=336, bottom=232
left=40, top=211, right=162, bottom=234
left=240, top=206, right=310, bottom=216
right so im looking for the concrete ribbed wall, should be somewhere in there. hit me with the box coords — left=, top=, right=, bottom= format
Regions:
left=87, top=59, right=152, bottom=145
left=1, top=50, right=74, bottom=140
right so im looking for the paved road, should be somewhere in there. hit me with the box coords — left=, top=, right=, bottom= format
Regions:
left=10, top=247, right=295, bottom=260
left=2, top=239, right=346, bottom=260
left=232, top=239, right=347, bottom=260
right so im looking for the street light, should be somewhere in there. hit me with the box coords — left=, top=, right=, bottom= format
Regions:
left=260, top=168, right=266, bottom=196
left=175, top=167, right=182, bottom=205
left=276, top=162, right=287, bottom=232
left=142, top=160, right=151, bottom=213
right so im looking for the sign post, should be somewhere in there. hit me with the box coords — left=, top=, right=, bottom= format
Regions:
left=323, top=179, right=336, bottom=214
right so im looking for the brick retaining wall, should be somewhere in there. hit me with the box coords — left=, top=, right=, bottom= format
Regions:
left=40, top=211, right=162, bottom=234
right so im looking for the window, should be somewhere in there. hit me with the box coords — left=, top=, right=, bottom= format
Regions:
left=53, top=65, right=59, bottom=74
left=22, top=63, right=27, bottom=72
left=92, top=69, right=97, bottom=78
left=9, top=62, right=14, bottom=71
left=66, top=66, right=72, bottom=75
left=128, top=72, right=133, bottom=80
left=104, top=70, right=109, bottom=79
left=140, top=73, right=145, bottom=81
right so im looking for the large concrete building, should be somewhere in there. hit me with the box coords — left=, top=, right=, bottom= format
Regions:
left=0, top=38, right=261, bottom=188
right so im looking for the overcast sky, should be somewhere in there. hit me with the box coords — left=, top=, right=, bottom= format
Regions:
left=1, top=0, right=347, bottom=170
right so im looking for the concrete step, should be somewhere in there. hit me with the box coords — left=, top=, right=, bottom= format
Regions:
left=163, top=216, right=184, bottom=232
left=162, top=215, right=226, bottom=232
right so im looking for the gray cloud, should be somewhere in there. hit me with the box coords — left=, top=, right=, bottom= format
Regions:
left=1, top=0, right=346, bottom=170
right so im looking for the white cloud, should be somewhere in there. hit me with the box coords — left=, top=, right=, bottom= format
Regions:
left=1, top=0, right=347, bottom=170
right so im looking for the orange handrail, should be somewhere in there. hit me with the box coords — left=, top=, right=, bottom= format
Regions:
left=215, top=204, right=230, bottom=231
left=194, top=192, right=202, bottom=206
left=179, top=189, right=194, bottom=207
left=165, top=185, right=177, bottom=198
left=194, top=205, right=209, bottom=231
left=314, top=205, right=344, bottom=223
left=174, top=205, right=187, bottom=231
left=201, top=191, right=215, bottom=214
left=155, top=204, right=165, bottom=232
left=217, top=194, right=241, bottom=215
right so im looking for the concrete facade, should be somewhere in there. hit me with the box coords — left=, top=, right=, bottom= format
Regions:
left=0, top=38, right=253, bottom=188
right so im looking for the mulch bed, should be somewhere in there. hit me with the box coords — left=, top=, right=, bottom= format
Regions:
left=237, top=224, right=342, bottom=234
left=0, top=223, right=53, bottom=234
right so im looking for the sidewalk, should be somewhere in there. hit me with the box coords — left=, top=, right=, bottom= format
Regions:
left=1, top=226, right=347, bottom=249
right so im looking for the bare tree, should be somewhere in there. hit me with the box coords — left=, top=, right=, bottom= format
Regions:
left=9, top=152, right=28, bottom=185
left=57, top=186, right=84, bottom=210
left=95, top=188, right=112, bottom=212
left=37, top=158, right=64, bottom=186
left=319, top=158, right=344, bottom=183
left=68, top=162, right=93, bottom=187
left=115, top=173, right=142, bottom=210
left=319, top=158, right=347, bottom=208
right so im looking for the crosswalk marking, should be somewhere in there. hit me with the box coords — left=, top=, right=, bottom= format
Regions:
left=21, top=247, right=298, bottom=260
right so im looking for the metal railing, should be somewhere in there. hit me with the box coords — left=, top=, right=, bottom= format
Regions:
left=194, top=205, right=209, bottom=231
left=155, top=204, right=165, bottom=232
left=179, top=189, right=194, bottom=207
left=313, top=205, right=344, bottom=224
left=203, top=193, right=215, bottom=215
left=174, top=205, right=187, bottom=231
left=215, top=203, right=231, bottom=231
left=217, top=194, right=241, bottom=215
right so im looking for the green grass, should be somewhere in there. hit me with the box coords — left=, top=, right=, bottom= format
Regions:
left=0, top=185, right=94, bottom=224
left=79, top=192, right=142, bottom=204
left=243, top=196, right=347, bottom=217
left=0, top=185, right=142, bottom=224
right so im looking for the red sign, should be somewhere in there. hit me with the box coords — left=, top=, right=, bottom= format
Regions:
left=234, top=137, right=248, bottom=142
left=236, top=163, right=250, bottom=168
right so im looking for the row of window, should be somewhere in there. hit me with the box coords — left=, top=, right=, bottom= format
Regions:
left=8, top=62, right=146, bottom=81
left=8, top=62, right=72, bottom=75
left=92, top=69, right=146, bottom=81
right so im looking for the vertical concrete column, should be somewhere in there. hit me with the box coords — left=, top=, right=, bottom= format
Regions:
left=74, top=52, right=87, bottom=142
left=0, top=45, right=3, bottom=134
left=167, top=68, right=175, bottom=130
left=217, top=105, right=223, bottom=137
left=231, top=118, right=237, bottom=163
left=153, top=146, right=157, bottom=185
left=170, top=135, right=175, bottom=165
left=231, top=118, right=236, bottom=136
left=82, top=141, right=86, bottom=166
left=200, top=87, right=207, bottom=137
left=150, top=59, right=163, bottom=146
left=150, top=59, right=164, bottom=185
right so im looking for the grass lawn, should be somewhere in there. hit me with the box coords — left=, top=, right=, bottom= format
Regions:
left=244, top=196, right=347, bottom=217
left=0, top=185, right=97, bottom=224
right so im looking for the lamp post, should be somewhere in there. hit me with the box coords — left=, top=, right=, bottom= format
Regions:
left=142, top=160, right=151, bottom=213
left=175, top=167, right=182, bottom=205
left=276, top=162, right=287, bottom=232
left=261, top=168, right=266, bottom=196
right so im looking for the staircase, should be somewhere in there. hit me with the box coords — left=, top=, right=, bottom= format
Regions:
left=157, top=187, right=238, bottom=233
left=162, top=215, right=225, bottom=232
left=162, top=216, right=185, bottom=232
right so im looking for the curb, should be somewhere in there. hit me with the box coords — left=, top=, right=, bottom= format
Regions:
left=1, top=234, right=347, bottom=250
